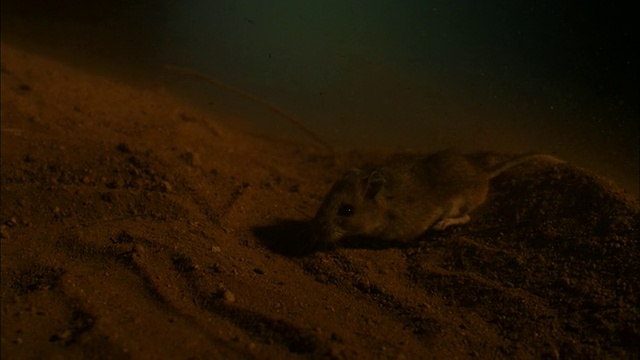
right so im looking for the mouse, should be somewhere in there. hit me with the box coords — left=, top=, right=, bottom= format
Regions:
left=310, top=149, right=562, bottom=246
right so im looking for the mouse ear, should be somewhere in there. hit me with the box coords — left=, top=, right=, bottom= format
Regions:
left=363, top=171, right=386, bottom=199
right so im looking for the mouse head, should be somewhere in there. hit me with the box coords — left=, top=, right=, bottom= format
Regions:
left=311, top=169, right=388, bottom=245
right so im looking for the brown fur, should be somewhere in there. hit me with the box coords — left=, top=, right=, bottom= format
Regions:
left=311, top=150, right=562, bottom=244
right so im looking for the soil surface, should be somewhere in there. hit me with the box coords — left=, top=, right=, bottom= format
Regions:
left=2, top=43, right=639, bottom=359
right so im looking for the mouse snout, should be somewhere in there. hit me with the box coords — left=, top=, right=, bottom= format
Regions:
left=308, top=212, right=346, bottom=246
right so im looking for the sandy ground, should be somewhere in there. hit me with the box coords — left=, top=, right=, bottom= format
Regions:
left=1, top=42, right=639, bottom=359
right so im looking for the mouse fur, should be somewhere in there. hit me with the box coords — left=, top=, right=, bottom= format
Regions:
left=310, top=149, right=562, bottom=245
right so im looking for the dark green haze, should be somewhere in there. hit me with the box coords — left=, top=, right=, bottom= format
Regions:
left=159, top=1, right=636, bottom=149
left=1, top=0, right=638, bottom=196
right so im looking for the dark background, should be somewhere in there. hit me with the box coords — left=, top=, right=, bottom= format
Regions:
left=2, top=1, right=635, bottom=100
left=2, top=0, right=637, bottom=195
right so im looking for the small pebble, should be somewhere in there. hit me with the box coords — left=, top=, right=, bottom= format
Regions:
left=0, top=225, right=9, bottom=239
left=180, top=152, right=201, bottom=167
left=133, top=244, right=146, bottom=255
left=159, top=181, right=173, bottom=193
left=116, top=143, right=132, bottom=153
left=58, top=329, right=72, bottom=340
left=222, top=290, right=235, bottom=303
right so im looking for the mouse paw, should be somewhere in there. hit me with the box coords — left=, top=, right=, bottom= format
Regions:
left=432, top=215, right=471, bottom=231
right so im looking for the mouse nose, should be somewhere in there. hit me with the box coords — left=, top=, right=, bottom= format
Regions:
left=309, top=218, right=340, bottom=246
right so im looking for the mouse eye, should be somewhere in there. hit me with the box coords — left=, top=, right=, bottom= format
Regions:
left=337, top=204, right=354, bottom=217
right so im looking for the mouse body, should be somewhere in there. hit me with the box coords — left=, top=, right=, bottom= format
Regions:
left=311, top=150, right=561, bottom=245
